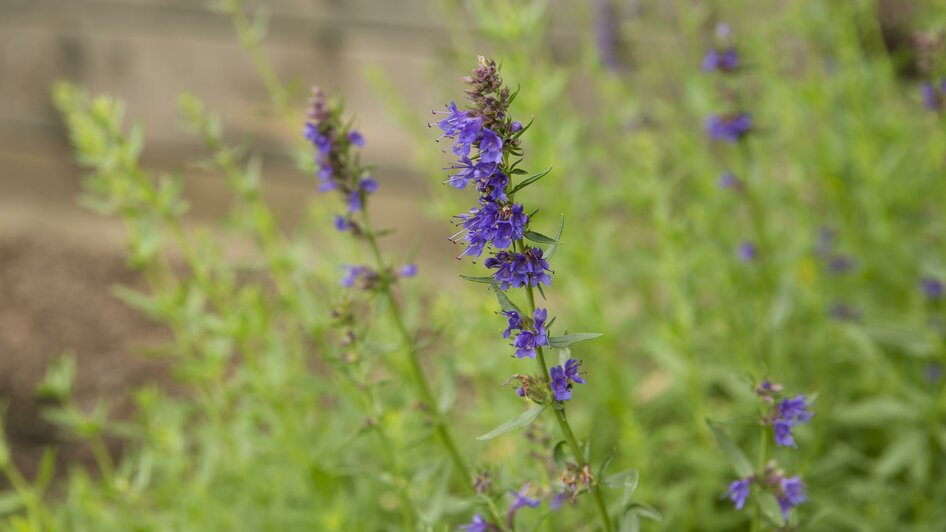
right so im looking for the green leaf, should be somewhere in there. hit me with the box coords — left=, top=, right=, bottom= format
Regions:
left=459, top=275, right=494, bottom=284
left=477, top=405, right=546, bottom=440
left=621, top=502, right=663, bottom=532
left=706, top=420, right=754, bottom=477
left=0, top=492, right=22, bottom=516
left=524, top=230, right=562, bottom=245
left=552, top=440, right=568, bottom=468
left=548, top=333, right=603, bottom=348
left=545, top=215, right=565, bottom=260
left=604, top=468, right=640, bottom=505
left=760, top=492, right=785, bottom=527
left=490, top=283, right=521, bottom=314
left=509, top=167, right=552, bottom=194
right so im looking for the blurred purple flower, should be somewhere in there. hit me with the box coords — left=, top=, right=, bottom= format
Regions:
left=726, top=478, right=751, bottom=510
left=738, top=240, right=757, bottom=262
left=707, top=113, right=753, bottom=142
left=921, top=277, right=944, bottom=300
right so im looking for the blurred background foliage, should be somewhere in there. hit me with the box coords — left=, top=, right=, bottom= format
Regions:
left=2, top=0, right=946, bottom=530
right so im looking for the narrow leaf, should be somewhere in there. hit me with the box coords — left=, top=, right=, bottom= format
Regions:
left=524, top=230, right=562, bottom=245
left=706, top=420, right=754, bottom=477
left=509, top=167, right=552, bottom=194
left=459, top=274, right=494, bottom=284
left=548, top=333, right=603, bottom=348
left=477, top=405, right=546, bottom=440
left=545, top=215, right=565, bottom=260
left=490, top=283, right=521, bottom=314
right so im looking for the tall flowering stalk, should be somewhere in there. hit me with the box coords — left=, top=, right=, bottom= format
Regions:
left=710, top=379, right=813, bottom=530
left=434, top=56, right=615, bottom=531
left=303, top=88, right=478, bottom=495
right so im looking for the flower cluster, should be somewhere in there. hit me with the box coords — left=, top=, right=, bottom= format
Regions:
left=703, top=23, right=739, bottom=73
left=432, top=56, right=538, bottom=275
left=502, top=308, right=549, bottom=359
left=304, top=87, right=377, bottom=227
left=756, top=380, right=814, bottom=448
left=727, top=462, right=807, bottom=520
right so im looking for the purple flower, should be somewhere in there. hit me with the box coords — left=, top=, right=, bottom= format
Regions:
left=922, top=80, right=946, bottom=111
left=347, top=191, right=362, bottom=213
left=434, top=101, right=467, bottom=137
left=594, top=0, right=620, bottom=71
left=347, top=130, right=365, bottom=147
left=453, top=201, right=528, bottom=259
left=399, top=264, right=418, bottom=278
left=726, top=478, right=752, bottom=510
left=510, top=121, right=523, bottom=133
left=772, top=395, right=813, bottom=448
left=502, top=310, right=523, bottom=338
left=341, top=265, right=367, bottom=288
left=459, top=513, right=492, bottom=532
left=507, top=484, right=541, bottom=526
left=564, top=358, right=586, bottom=384
left=738, top=240, right=757, bottom=262
left=550, top=364, right=572, bottom=401
left=703, top=48, right=739, bottom=72
left=717, top=171, right=742, bottom=190
left=773, top=419, right=795, bottom=448
left=512, top=308, right=549, bottom=359
left=334, top=215, right=350, bottom=232
left=922, top=277, right=944, bottom=300
left=484, top=248, right=552, bottom=290
left=775, top=476, right=806, bottom=519
left=779, top=395, right=813, bottom=424
left=706, top=113, right=753, bottom=142
left=479, top=128, right=504, bottom=164
left=550, top=491, right=568, bottom=511
left=360, top=177, right=379, bottom=194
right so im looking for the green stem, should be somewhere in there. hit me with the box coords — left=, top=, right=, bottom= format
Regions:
left=751, top=422, right=768, bottom=532
left=519, top=259, right=613, bottom=532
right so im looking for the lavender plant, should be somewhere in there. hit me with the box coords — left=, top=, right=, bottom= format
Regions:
left=432, top=56, right=639, bottom=531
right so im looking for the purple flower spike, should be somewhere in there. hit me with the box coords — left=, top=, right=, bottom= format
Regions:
left=706, top=113, right=753, bottom=142
left=726, top=478, right=752, bottom=510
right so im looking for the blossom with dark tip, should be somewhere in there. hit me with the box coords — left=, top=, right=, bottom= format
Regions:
left=501, top=310, right=523, bottom=338
left=459, top=513, right=492, bottom=532
left=922, top=277, right=944, bottom=300
left=726, top=478, right=752, bottom=510
left=707, top=113, right=752, bottom=142
left=510, top=121, right=523, bottom=133
left=564, top=358, right=586, bottom=384
left=738, top=240, right=757, bottom=262
left=775, top=475, right=806, bottom=518
left=703, top=48, right=739, bottom=72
